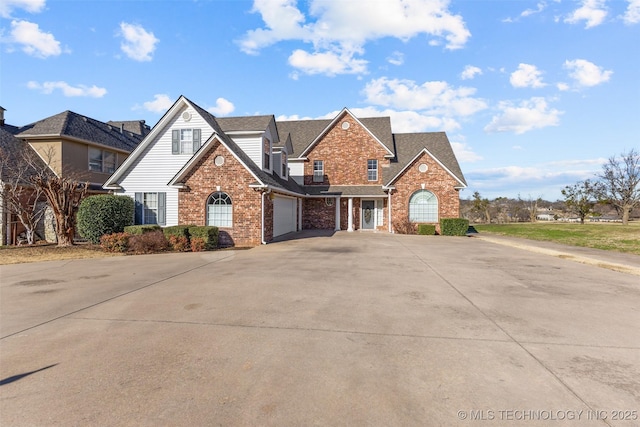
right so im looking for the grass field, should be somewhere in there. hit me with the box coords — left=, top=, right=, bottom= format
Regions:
left=474, top=222, right=640, bottom=256
left=0, top=243, right=121, bottom=265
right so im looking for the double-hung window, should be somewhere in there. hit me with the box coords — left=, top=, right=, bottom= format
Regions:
left=367, top=159, right=378, bottom=181
left=89, top=148, right=116, bottom=173
left=172, top=128, right=201, bottom=154
left=207, top=192, right=232, bottom=228
left=313, top=160, right=324, bottom=182
left=134, top=192, right=166, bottom=225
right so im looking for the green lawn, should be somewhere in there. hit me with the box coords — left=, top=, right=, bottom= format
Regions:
left=474, top=222, right=640, bottom=256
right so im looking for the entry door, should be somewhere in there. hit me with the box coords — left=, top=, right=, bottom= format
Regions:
left=362, top=200, right=375, bottom=230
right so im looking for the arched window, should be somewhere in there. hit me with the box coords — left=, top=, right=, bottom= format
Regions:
left=207, top=192, right=232, bottom=227
left=409, top=190, right=438, bottom=223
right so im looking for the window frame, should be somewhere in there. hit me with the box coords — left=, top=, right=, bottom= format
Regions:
left=180, top=129, right=193, bottom=155
left=367, top=159, right=378, bottom=181
left=206, top=192, right=233, bottom=228
left=89, top=147, right=117, bottom=174
left=134, top=192, right=166, bottom=225
left=313, top=160, right=324, bottom=183
left=408, top=190, right=438, bottom=223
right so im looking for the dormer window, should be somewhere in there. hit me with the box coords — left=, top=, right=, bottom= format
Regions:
left=263, top=137, right=272, bottom=171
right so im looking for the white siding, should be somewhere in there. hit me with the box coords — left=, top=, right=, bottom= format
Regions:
left=232, top=135, right=262, bottom=169
left=117, top=105, right=214, bottom=226
left=289, top=160, right=304, bottom=185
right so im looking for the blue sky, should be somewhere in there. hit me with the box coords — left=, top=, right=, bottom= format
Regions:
left=1, top=0, right=638, bottom=201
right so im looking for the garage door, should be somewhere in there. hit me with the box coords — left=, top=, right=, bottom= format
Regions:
left=273, top=196, right=297, bottom=237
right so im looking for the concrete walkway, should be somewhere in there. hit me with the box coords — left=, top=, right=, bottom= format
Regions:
left=1, top=232, right=639, bottom=426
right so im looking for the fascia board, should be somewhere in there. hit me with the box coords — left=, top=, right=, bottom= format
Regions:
left=385, top=147, right=467, bottom=188
left=298, top=108, right=395, bottom=158
left=105, top=96, right=189, bottom=187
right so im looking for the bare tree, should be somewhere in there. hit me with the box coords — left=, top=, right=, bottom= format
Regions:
left=0, top=135, right=48, bottom=244
left=596, top=149, right=640, bottom=225
left=561, top=179, right=598, bottom=224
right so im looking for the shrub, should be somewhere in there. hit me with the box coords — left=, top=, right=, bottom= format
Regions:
left=440, top=218, right=470, bottom=236
left=100, top=232, right=130, bottom=253
left=417, top=224, right=436, bottom=235
left=168, top=235, right=189, bottom=252
left=188, top=226, right=218, bottom=250
left=127, top=230, right=168, bottom=254
left=124, top=225, right=162, bottom=235
left=163, top=225, right=191, bottom=240
left=393, top=217, right=417, bottom=235
left=78, top=195, right=135, bottom=244
left=190, top=237, right=206, bottom=252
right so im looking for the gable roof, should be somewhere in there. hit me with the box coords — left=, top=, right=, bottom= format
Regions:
left=216, top=115, right=274, bottom=133
left=16, top=110, right=143, bottom=152
left=277, top=109, right=395, bottom=159
left=385, top=132, right=467, bottom=188
left=106, top=120, right=151, bottom=137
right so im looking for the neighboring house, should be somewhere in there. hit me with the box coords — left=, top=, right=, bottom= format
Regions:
left=14, top=110, right=149, bottom=191
left=0, top=108, right=148, bottom=245
left=104, top=96, right=467, bottom=247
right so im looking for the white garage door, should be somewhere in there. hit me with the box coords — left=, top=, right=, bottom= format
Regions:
left=273, top=196, right=297, bottom=237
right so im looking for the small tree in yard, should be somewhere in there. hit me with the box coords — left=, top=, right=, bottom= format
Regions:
left=561, top=179, right=598, bottom=224
left=27, top=147, right=89, bottom=247
left=596, top=149, right=640, bottom=225
left=0, top=135, right=48, bottom=244
left=471, top=191, right=491, bottom=223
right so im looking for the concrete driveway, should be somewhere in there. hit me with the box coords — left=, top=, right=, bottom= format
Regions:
left=1, top=232, right=639, bottom=426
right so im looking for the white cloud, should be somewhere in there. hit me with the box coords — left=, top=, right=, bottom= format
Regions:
left=387, top=51, right=404, bottom=66
left=484, top=97, right=562, bottom=134
left=238, top=0, right=470, bottom=75
left=510, top=63, right=546, bottom=88
left=207, top=98, right=235, bottom=116
left=288, top=48, right=367, bottom=76
left=363, top=77, right=487, bottom=119
left=0, top=0, right=45, bottom=18
left=140, top=94, right=173, bottom=113
left=9, top=20, right=61, bottom=58
left=503, top=1, right=547, bottom=22
left=564, top=0, right=607, bottom=28
left=118, top=22, right=158, bottom=62
left=564, top=59, right=612, bottom=87
left=624, top=0, right=640, bottom=24
left=27, top=81, right=107, bottom=97
left=451, top=140, right=483, bottom=163
left=556, top=82, right=570, bottom=91
left=460, top=65, right=482, bottom=80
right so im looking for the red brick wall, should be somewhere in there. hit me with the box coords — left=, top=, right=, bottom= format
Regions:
left=303, top=116, right=390, bottom=186
left=391, top=151, right=461, bottom=233
left=303, top=198, right=335, bottom=229
left=178, top=141, right=264, bottom=247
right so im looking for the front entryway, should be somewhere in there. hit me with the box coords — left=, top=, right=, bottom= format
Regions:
left=361, top=200, right=375, bottom=230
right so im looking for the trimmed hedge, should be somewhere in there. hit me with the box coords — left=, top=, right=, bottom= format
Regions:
left=417, top=224, right=436, bottom=235
left=162, top=225, right=191, bottom=239
left=124, top=225, right=162, bottom=235
left=77, top=195, right=135, bottom=244
left=188, top=226, right=218, bottom=250
left=440, top=218, right=470, bottom=236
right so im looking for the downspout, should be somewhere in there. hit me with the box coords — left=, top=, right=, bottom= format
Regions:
left=388, top=191, right=393, bottom=233
left=261, top=189, right=271, bottom=245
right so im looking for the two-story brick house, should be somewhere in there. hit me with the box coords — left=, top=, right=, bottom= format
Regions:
left=104, top=96, right=467, bottom=247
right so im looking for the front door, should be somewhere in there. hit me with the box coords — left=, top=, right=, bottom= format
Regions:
left=362, top=200, right=375, bottom=230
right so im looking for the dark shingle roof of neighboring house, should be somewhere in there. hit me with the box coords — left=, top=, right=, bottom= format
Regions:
left=16, top=111, right=144, bottom=152
left=106, top=120, right=151, bottom=137
left=0, top=128, right=49, bottom=183
left=277, top=116, right=394, bottom=158
left=385, top=132, right=467, bottom=187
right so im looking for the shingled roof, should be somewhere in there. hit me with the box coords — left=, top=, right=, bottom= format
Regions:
left=16, top=111, right=144, bottom=152
left=0, top=128, right=50, bottom=183
left=217, top=115, right=274, bottom=133
left=385, top=132, right=467, bottom=187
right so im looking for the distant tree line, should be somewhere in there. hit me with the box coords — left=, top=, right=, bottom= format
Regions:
left=464, top=149, right=640, bottom=225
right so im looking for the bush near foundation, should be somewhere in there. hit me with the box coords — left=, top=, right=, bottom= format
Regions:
left=188, top=226, right=218, bottom=250
left=124, top=225, right=162, bottom=235
left=417, top=224, right=436, bottom=235
left=440, top=218, right=469, bottom=236
left=163, top=225, right=192, bottom=251
left=78, top=195, right=135, bottom=244
left=127, top=230, right=168, bottom=254
left=393, top=218, right=417, bottom=234
left=100, top=232, right=130, bottom=253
